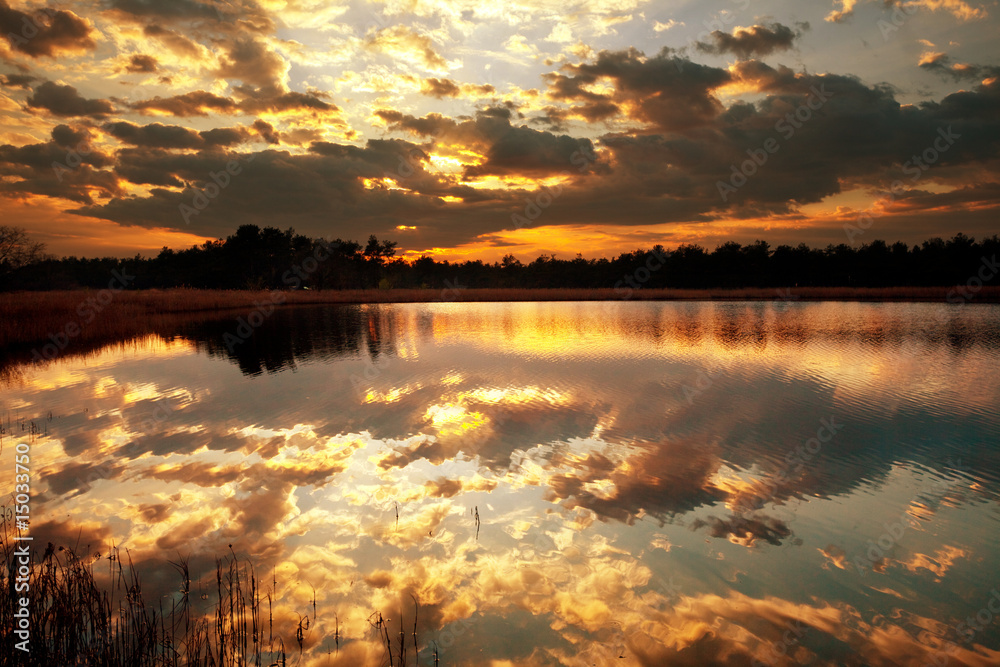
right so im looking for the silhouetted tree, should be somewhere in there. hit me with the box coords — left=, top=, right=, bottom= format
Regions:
left=5, top=229, right=998, bottom=294
left=0, top=226, right=46, bottom=286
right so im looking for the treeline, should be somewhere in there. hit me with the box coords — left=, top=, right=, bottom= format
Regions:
left=5, top=225, right=999, bottom=291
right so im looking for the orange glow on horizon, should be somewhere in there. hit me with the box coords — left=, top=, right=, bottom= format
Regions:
left=0, top=197, right=215, bottom=258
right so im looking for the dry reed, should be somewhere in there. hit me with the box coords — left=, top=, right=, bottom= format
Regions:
left=0, top=518, right=289, bottom=667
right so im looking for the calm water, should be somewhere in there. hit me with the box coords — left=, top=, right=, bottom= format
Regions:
left=4, top=301, right=1000, bottom=666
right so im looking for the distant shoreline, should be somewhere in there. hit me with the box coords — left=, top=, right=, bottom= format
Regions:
left=3, top=286, right=999, bottom=349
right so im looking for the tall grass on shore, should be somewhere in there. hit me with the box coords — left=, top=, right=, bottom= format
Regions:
left=3, top=286, right=999, bottom=349
left=0, top=519, right=289, bottom=667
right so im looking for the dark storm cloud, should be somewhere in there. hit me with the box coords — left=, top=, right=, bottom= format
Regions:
left=109, top=0, right=223, bottom=20
left=111, top=148, right=186, bottom=187
left=378, top=107, right=600, bottom=178
left=199, top=125, right=250, bottom=147
left=50, top=123, right=88, bottom=147
left=0, top=1, right=95, bottom=58
left=376, top=108, right=455, bottom=135
left=281, top=127, right=322, bottom=145
left=468, top=124, right=596, bottom=177
left=690, top=513, right=793, bottom=546
left=130, top=89, right=238, bottom=116
left=124, top=53, right=158, bottom=73
left=546, top=47, right=731, bottom=131
left=70, top=140, right=482, bottom=240
left=694, top=22, right=806, bottom=60
left=27, top=81, right=115, bottom=117
left=305, top=137, right=429, bottom=174
left=103, top=121, right=250, bottom=149
left=110, top=0, right=274, bottom=34
left=252, top=118, right=279, bottom=144
left=919, top=52, right=1000, bottom=82
left=128, top=88, right=336, bottom=117
left=585, top=56, right=1000, bottom=211
left=0, top=72, right=36, bottom=88
left=216, top=37, right=287, bottom=91
left=3, top=42, right=995, bottom=251
left=923, top=76, right=1000, bottom=126
left=58, top=51, right=1000, bottom=246
left=104, top=121, right=203, bottom=149
left=420, top=76, right=495, bottom=98
left=0, top=127, right=118, bottom=203
left=421, top=77, right=461, bottom=97
left=235, top=88, right=337, bottom=114
left=544, top=99, right=621, bottom=126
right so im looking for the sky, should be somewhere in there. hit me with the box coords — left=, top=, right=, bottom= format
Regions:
left=0, top=0, right=998, bottom=261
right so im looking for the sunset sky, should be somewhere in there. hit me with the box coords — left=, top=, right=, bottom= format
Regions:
left=1, top=0, right=998, bottom=261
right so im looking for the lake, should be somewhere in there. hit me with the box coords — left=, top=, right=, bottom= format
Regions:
left=4, top=300, right=1000, bottom=666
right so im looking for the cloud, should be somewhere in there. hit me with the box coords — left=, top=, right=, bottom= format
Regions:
left=545, top=48, right=731, bottom=131
left=919, top=50, right=951, bottom=69
left=0, top=72, right=35, bottom=88
left=907, top=0, right=987, bottom=21
left=503, top=34, right=536, bottom=56
left=825, top=0, right=859, bottom=22
left=142, top=24, right=204, bottom=58
left=32, top=58, right=998, bottom=250
left=1, top=2, right=996, bottom=260
left=124, top=53, right=158, bottom=73
left=136, top=502, right=173, bottom=523
left=280, top=128, right=322, bottom=145
left=216, top=37, right=289, bottom=92
left=31, top=519, right=112, bottom=553
left=235, top=88, right=337, bottom=115
left=109, top=0, right=223, bottom=20
left=0, top=126, right=118, bottom=203
left=26, top=81, right=115, bottom=117
left=423, top=475, right=497, bottom=498
left=466, top=122, right=597, bottom=178
left=103, top=121, right=251, bottom=149
left=918, top=51, right=1000, bottom=81
left=690, top=512, right=793, bottom=546
left=695, top=23, right=807, bottom=60
left=378, top=107, right=599, bottom=179
left=130, top=89, right=239, bottom=116
left=365, top=25, right=450, bottom=72
left=0, top=1, right=96, bottom=58
left=420, top=77, right=495, bottom=99
left=544, top=438, right=726, bottom=523
left=826, top=0, right=987, bottom=23
left=653, top=19, right=683, bottom=32
left=128, top=88, right=337, bottom=117
left=68, top=140, right=460, bottom=238
left=591, top=56, right=1000, bottom=212
left=41, top=460, right=127, bottom=497
left=252, top=118, right=279, bottom=144
left=50, top=123, right=89, bottom=147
